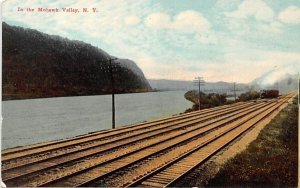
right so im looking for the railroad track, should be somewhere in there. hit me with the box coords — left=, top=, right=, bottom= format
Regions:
left=1, top=93, right=295, bottom=187
left=126, top=93, right=295, bottom=187
left=2, top=101, right=251, bottom=160
left=2, top=102, right=255, bottom=169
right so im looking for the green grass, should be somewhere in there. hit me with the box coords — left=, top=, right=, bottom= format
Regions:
left=207, top=97, right=298, bottom=187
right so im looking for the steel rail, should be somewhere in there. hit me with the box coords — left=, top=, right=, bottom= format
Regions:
left=126, top=94, right=293, bottom=187
left=2, top=102, right=253, bottom=161
left=2, top=103, right=257, bottom=164
left=34, top=98, right=283, bottom=187
left=79, top=97, right=287, bottom=187
left=5, top=100, right=268, bottom=186
left=2, top=102, right=248, bottom=156
left=163, top=93, right=294, bottom=187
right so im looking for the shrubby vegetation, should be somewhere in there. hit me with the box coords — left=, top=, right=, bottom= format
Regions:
left=184, top=90, right=262, bottom=113
left=184, top=90, right=233, bottom=112
left=237, top=91, right=260, bottom=101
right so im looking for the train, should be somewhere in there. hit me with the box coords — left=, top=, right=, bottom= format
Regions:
left=260, top=89, right=279, bottom=98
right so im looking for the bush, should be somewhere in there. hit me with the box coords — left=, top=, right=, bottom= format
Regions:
left=238, top=91, right=260, bottom=101
left=184, top=90, right=228, bottom=112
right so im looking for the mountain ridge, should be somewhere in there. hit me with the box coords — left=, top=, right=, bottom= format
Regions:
left=2, top=22, right=152, bottom=100
left=148, top=79, right=249, bottom=94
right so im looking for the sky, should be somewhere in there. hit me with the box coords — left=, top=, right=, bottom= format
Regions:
left=2, top=0, right=300, bottom=83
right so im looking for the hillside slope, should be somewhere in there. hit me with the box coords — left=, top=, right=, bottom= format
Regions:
left=2, top=22, right=151, bottom=100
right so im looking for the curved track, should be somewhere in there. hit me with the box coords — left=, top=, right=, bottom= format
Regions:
left=1, top=93, right=295, bottom=187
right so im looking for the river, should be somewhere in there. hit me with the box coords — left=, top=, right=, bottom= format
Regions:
left=1, top=91, right=192, bottom=149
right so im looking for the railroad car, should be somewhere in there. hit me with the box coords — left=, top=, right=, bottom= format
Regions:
left=260, top=89, right=279, bottom=98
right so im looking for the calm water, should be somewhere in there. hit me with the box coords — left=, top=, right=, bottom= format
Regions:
left=1, top=91, right=192, bottom=149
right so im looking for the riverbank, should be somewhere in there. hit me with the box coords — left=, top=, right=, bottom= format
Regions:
left=207, top=96, right=298, bottom=186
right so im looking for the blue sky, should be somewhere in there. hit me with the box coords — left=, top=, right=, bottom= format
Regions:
left=2, top=0, right=300, bottom=83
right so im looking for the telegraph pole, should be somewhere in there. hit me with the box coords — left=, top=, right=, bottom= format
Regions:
left=298, top=71, right=300, bottom=105
left=100, top=57, right=118, bottom=129
left=108, top=58, right=116, bottom=129
left=234, top=82, right=236, bottom=102
left=193, top=77, right=205, bottom=110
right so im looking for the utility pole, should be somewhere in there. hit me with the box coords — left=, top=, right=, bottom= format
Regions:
left=273, top=66, right=279, bottom=92
left=108, top=58, right=116, bottom=129
left=234, top=82, right=236, bottom=102
left=100, top=57, right=118, bottom=129
left=193, top=77, right=205, bottom=110
left=298, top=71, right=300, bottom=105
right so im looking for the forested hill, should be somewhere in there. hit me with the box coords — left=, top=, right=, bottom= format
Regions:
left=2, top=22, right=151, bottom=100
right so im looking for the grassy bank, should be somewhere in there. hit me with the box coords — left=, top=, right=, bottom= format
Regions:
left=207, top=97, right=298, bottom=187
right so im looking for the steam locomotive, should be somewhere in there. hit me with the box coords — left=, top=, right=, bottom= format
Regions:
left=260, top=90, right=279, bottom=98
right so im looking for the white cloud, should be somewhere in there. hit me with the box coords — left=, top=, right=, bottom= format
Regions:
left=144, top=12, right=171, bottom=29
left=268, top=21, right=283, bottom=34
left=124, top=15, right=141, bottom=26
left=253, top=21, right=283, bottom=35
left=215, top=0, right=242, bottom=10
left=145, top=10, right=210, bottom=32
left=195, top=33, right=218, bottom=44
left=172, top=11, right=210, bottom=32
left=226, top=0, right=274, bottom=22
left=135, top=53, right=194, bottom=80
left=278, top=6, right=300, bottom=24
